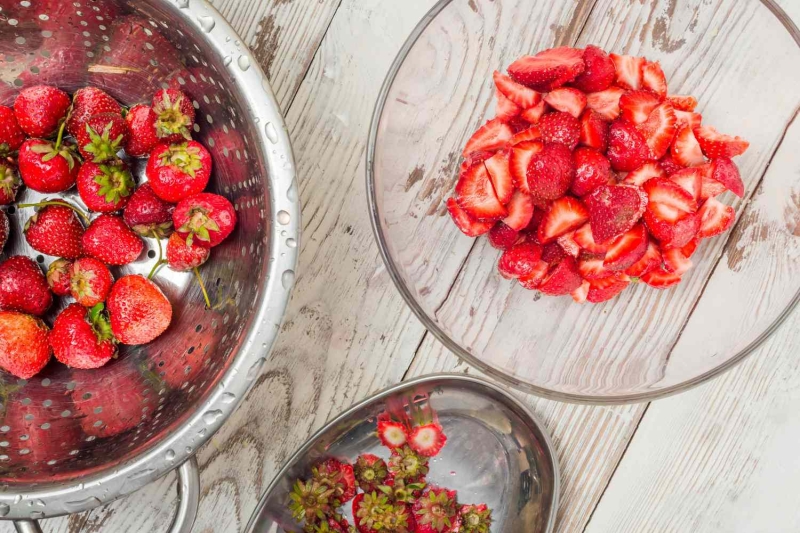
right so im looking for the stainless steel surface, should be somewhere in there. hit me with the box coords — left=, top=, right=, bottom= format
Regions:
left=0, top=0, right=300, bottom=523
left=245, top=374, right=559, bottom=533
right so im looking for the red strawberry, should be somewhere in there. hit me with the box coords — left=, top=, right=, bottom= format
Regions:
left=0, top=256, right=52, bottom=317
left=447, top=197, right=493, bottom=237
left=502, top=190, right=534, bottom=231
left=313, top=458, right=357, bottom=504
left=495, top=89, right=521, bottom=121
left=146, top=141, right=212, bottom=203
left=573, top=223, right=609, bottom=254
left=123, top=182, right=176, bottom=238
left=674, top=110, right=702, bottom=130
left=641, top=267, right=682, bottom=289
left=47, top=258, right=73, bottom=297
left=509, top=125, right=542, bottom=145
left=71, top=368, right=154, bottom=437
left=671, top=126, right=705, bottom=167
left=493, top=71, right=541, bottom=109
left=460, top=150, right=495, bottom=173
left=520, top=101, right=547, bottom=123
left=24, top=203, right=85, bottom=259
left=537, top=197, right=589, bottom=243
left=49, top=303, right=116, bottom=369
left=607, top=119, right=652, bottom=172
left=641, top=61, right=668, bottom=99
left=508, top=46, right=586, bottom=92
left=82, top=215, right=144, bottom=265
left=586, top=86, right=626, bottom=120
left=498, top=241, right=544, bottom=278
left=539, top=256, right=583, bottom=295
left=523, top=207, right=546, bottom=235
left=173, top=193, right=237, bottom=248
left=377, top=419, right=408, bottom=449
left=619, top=90, right=660, bottom=125
left=538, top=112, right=580, bottom=150
left=77, top=161, right=135, bottom=212
left=571, top=45, right=616, bottom=93
left=483, top=151, right=514, bottom=205
left=352, top=492, right=391, bottom=533
left=647, top=210, right=700, bottom=249
left=152, top=88, right=196, bottom=143
left=697, top=198, right=735, bottom=238
left=693, top=125, right=749, bottom=159
left=0, top=211, right=6, bottom=253
left=584, top=184, right=648, bottom=243
left=662, top=247, right=693, bottom=275
left=603, top=223, right=648, bottom=271
left=579, top=110, right=609, bottom=151
left=557, top=231, right=581, bottom=257
left=76, top=112, right=128, bottom=163
left=709, top=157, right=744, bottom=197
left=609, top=54, right=645, bottom=90
left=13, top=85, right=70, bottom=137
left=456, top=163, right=506, bottom=220
left=624, top=240, right=662, bottom=277
left=488, top=222, right=519, bottom=249
left=544, top=88, right=587, bottom=118
left=0, top=311, right=50, bottom=379
left=643, top=177, right=698, bottom=219
left=107, top=275, right=172, bottom=345
left=353, top=454, right=389, bottom=493
left=517, top=260, right=550, bottom=289
left=658, top=154, right=684, bottom=176
left=70, top=257, right=113, bottom=307
left=18, top=138, right=80, bottom=193
left=572, top=280, right=591, bottom=303
left=587, top=274, right=630, bottom=303
left=0, top=105, right=25, bottom=155
left=462, top=119, right=513, bottom=156
left=413, top=487, right=460, bottom=533
left=577, top=252, right=613, bottom=280
left=459, top=504, right=492, bottom=533
left=527, top=143, right=575, bottom=200
left=166, top=232, right=211, bottom=271
left=409, top=423, right=447, bottom=457
left=541, top=242, right=566, bottom=264
left=637, top=102, right=678, bottom=159
left=509, top=140, right=543, bottom=194
left=667, top=95, right=698, bottom=112
left=669, top=167, right=704, bottom=202
left=66, top=86, right=122, bottom=138
left=700, top=165, right=728, bottom=200
left=623, top=161, right=665, bottom=186
left=0, top=162, right=20, bottom=205
left=681, top=237, right=700, bottom=258
left=124, top=104, right=161, bottom=158
left=571, top=147, right=611, bottom=197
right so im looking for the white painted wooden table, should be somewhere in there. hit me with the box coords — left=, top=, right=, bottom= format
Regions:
left=8, top=0, right=800, bottom=531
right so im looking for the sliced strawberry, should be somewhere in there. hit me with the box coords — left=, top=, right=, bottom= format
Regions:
left=571, top=147, right=611, bottom=197
left=623, top=161, right=665, bottom=187
left=510, top=125, right=542, bottom=145
left=573, top=223, right=609, bottom=254
left=642, top=61, right=668, bottom=99
left=587, top=274, right=630, bottom=303
left=700, top=166, right=728, bottom=200
left=508, top=47, right=586, bottom=92
left=509, top=140, right=543, bottom=194
left=578, top=252, right=613, bottom=280
left=520, top=101, right=548, bottom=123
left=463, top=119, right=514, bottom=156
left=674, top=110, right=702, bottom=130
left=710, top=157, right=744, bottom=197
left=610, top=53, right=645, bottom=90
left=498, top=241, right=544, bottom=279
left=377, top=420, right=408, bottom=449
left=697, top=197, right=735, bottom=238
left=507, top=117, right=533, bottom=133
left=557, top=231, right=581, bottom=257
left=603, top=223, right=649, bottom=271
left=693, top=125, right=750, bottom=159
left=643, top=177, right=698, bottom=220
left=572, top=45, right=616, bottom=93
left=584, top=184, right=648, bottom=243
left=495, top=89, right=522, bottom=121
left=619, top=90, right=660, bottom=125
left=488, top=221, right=519, bottom=249
left=667, top=95, right=698, bottom=112
left=572, top=280, right=591, bottom=303
left=455, top=163, right=507, bottom=220
left=537, top=196, right=589, bottom=243
left=662, top=247, right=692, bottom=275
left=544, top=88, right=587, bottom=118
left=541, top=241, right=566, bottom=264
left=484, top=151, right=514, bottom=205
left=607, top=118, right=652, bottom=172
left=539, top=256, right=583, bottom=295
left=460, top=150, right=495, bottom=173
left=671, top=126, right=705, bottom=167
left=624, top=240, right=662, bottom=277
left=502, top=190, right=534, bottom=230
left=645, top=209, right=700, bottom=248
left=524, top=206, right=546, bottom=236
left=638, top=102, right=678, bottom=159
left=518, top=260, right=550, bottom=289
left=681, top=237, right=700, bottom=258
left=658, top=154, right=684, bottom=176
left=527, top=142, right=575, bottom=200
left=669, top=167, right=703, bottom=202
left=408, top=423, right=447, bottom=457
left=641, top=267, right=682, bottom=289
left=579, top=110, right=609, bottom=151
left=538, top=112, right=580, bottom=150
left=586, top=86, right=626, bottom=120
left=447, top=198, right=493, bottom=237
left=493, top=71, right=542, bottom=109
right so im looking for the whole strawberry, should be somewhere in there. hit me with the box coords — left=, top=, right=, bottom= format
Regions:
left=152, top=88, right=195, bottom=143
left=24, top=203, right=85, bottom=259
left=173, top=193, right=237, bottom=248
left=354, top=454, right=389, bottom=493
left=18, top=138, right=80, bottom=193
left=0, top=256, right=53, bottom=316
left=50, top=303, right=116, bottom=369
left=0, top=161, right=21, bottom=205
left=71, top=367, right=154, bottom=437
left=123, top=182, right=175, bottom=238
left=0, top=105, right=25, bottom=155
left=82, top=214, right=144, bottom=266
left=352, top=492, right=393, bottom=533
left=124, top=104, right=160, bottom=157
left=388, top=445, right=430, bottom=483
left=66, top=86, right=122, bottom=138
left=412, top=487, right=460, bottom=533
left=458, top=504, right=492, bottom=533
left=0, top=211, right=7, bottom=252
left=70, top=257, right=114, bottom=307
left=146, top=141, right=212, bottom=202
left=13, top=85, right=70, bottom=137
left=166, top=232, right=210, bottom=271
left=107, top=275, right=172, bottom=345
left=77, top=112, right=128, bottom=163
left=77, top=161, right=135, bottom=212
left=0, top=311, right=51, bottom=379
left=47, top=258, right=74, bottom=296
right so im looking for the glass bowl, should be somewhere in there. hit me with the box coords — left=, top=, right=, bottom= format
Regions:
left=367, top=0, right=800, bottom=403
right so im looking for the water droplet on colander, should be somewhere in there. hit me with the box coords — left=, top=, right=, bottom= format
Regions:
left=13, top=495, right=21, bottom=504
left=286, top=238, right=297, bottom=248
left=221, top=392, right=236, bottom=404
left=0, top=504, right=8, bottom=517
left=287, top=181, right=298, bottom=202
left=223, top=55, right=232, bottom=67
left=165, top=449, right=176, bottom=461
left=65, top=496, right=100, bottom=511
left=246, top=358, right=267, bottom=381
left=176, top=0, right=189, bottom=7
left=237, top=55, right=250, bottom=71
left=264, top=122, right=279, bottom=144
left=281, top=270, right=295, bottom=289
left=197, top=15, right=215, bottom=32
left=277, top=210, right=291, bottom=225
left=30, top=511, right=44, bottom=520
left=202, top=410, right=223, bottom=425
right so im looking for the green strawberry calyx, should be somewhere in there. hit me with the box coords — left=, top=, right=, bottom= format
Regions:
left=17, top=199, right=90, bottom=225
left=460, top=505, right=492, bottom=533
left=30, top=139, right=78, bottom=171
left=154, top=92, right=192, bottom=140
left=159, top=142, right=203, bottom=178
left=83, top=120, right=125, bottom=163
left=414, top=490, right=457, bottom=533
left=177, top=206, right=219, bottom=246
left=94, top=163, right=135, bottom=204
left=0, top=163, right=20, bottom=197
left=87, top=303, right=116, bottom=344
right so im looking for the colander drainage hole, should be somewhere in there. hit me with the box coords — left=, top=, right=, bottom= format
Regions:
left=147, top=250, right=156, bottom=259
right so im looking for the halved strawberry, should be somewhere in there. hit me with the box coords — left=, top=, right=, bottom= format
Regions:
left=662, top=247, right=693, bottom=275
left=578, top=252, right=613, bottom=280
left=524, top=206, right=546, bottom=236
left=710, top=157, right=744, bottom=197
left=378, top=420, right=408, bottom=449
left=623, top=161, right=665, bottom=186
left=610, top=53, right=645, bottom=90
left=642, top=61, right=668, bottom=99
left=588, top=274, right=630, bottom=303
left=584, top=184, right=648, bottom=243
left=484, top=151, right=514, bottom=205
left=509, top=141, right=543, bottom=194
left=538, top=256, right=583, bottom=295
left=495, top=89, right=522, bottom=121
left=571, top=280, right=591, bottom=303
left=518, top=260, right=550, bottom=290
left=488, top=221, right=519, bottom=249
left=681, top=237, right=700, bottom=258
left=669, top=167, right=703, bottom=202
left=463, top=118, right=514, bottom=156
left=557, top=231, right=581, bottom=257
left=498, top=241, right=544, bottom=279
left=408, top=423, right=447, bottom=457
left=638, top=102, right=678, bottom=159
left=619, top=90, right=660, bottom=125
left=645, top=209, right=700, bottom=248
left=674, top=110, right=702, bottom=130
left=538, top=112, right=580, bottom=150
left=693, top=125, right=750, bottom=159
left=527, top=142, right=575, bottom=200
left=520, top=101, right=548, bottom=123
left=460, top=150, right=495, bottom=173
left=671, top=126, right=706, bottom=167
left=643, top=177, right=698, bottom=220
left=493, top=71, right=542, bottom=109
left=697, top=197, right=735, bottom=238
left=508, top=47, right=586, bottom=92
left=510, top=125, right=542, bottom=145
left=624, top=240, right=662, bottom=277
left=447, top=198, right=494, bottom=237
left=700, top=165, right=728, bottom=200
left=667, top=95, right=698, bottom=112
left=586, top=86, right=626, bottom=120
left=502, top=190, right=534, bottom=230
left=572, top=45, right=617, bottom=93
left=658, top=154, right=684, bottom=176
left=456, top=163, right=507, bottom=220
left=544, top=88, right=587, bottom=118
left=641, top=267, right=682, bottom=289
left=573, top=223, right=609, bottom=254
left=571, top=147, right=611, bottom=197
left=603, top=223, right=649, bottom=271
left=607, top=118, right=652, bottom=172
left=579, top=110, right=609, bottom=151
left=537, top=196, right=589, bottom=243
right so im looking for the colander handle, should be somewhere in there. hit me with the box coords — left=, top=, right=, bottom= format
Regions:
left=12, top=456, right=200, bottom=533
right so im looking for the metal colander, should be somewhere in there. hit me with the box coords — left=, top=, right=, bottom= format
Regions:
left=0, top=0, right=299, bottom=530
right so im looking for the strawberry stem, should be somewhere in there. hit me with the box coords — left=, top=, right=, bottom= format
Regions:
left=147, top=231, right=165, bottom=280
left=17, top=200, right=89, bottom=224
left=53, top=119, right=67, bottom=151
left=193, top=267, right=211, bottom=309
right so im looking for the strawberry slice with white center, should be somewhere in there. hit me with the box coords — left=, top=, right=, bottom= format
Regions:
left=642, top=61, right=668, bottom=99
left=557, top=231, right=581, bottom=257
left=674, top=110, right=702, bottom=130
left=537, top=196, right=589, bottom=243
left=408, top=423, right=447, bottom=457
left=578, top=252, right=613, bottom=280
left=377, top=419, right=408, bottom=449
left=603, top=223, right=649, bottom=271
left=644, top=177, right=698, bottom=220
left=521, top=101, right=548, bottom=123
left=446, top=198, right=493, bottom=237
left=699, top=163, right=727, bottom=200
left=619, top=90, right=660, bottom=125
left=586, top=86, right=626, bottom=120
left=697, top=197, right=735, bottom=238
left=641, top=267, right=682, bottom=289
left=671, top=125, right=706, bottom=167
left=508, top=47, right=586, bottom=92
left=662, top=247, right=693, bottom=275
left=509, top=140, right=543, bottom=194
left=623, top=161, right=665, bottom=186
left=579, top=110, right=609, bottom=151
left=693, top=125, right=750, bottom=159
left=510, top=125, right=542, bottom=145
left=637, top=102, right=678, bottom=159
left=709, top=156, right=745, bottom=197
left=456, top=162, right=507, bottom=220
left=610, top=53, right=645, bottom=90
left=463, top=118, right=514, bottom=156
left=544, top=87, right=587, bottom=118
left=518, top=260, right=550, bottom=290
left=495, top=88, right=522, bottom=121
left=624, top=240, right=662, bottom=277
left=587, top=274, right=630, bottom=303
left=493, top=71, right=542, bottom=109
left=502, top=190, right=534, bottom=231
left=571, top=280, right=591, bottom=303
left=573, top=223, right=609, bottom=254
left=667, top=95, right=698, bottom=112
left=483, top=151, right=514, bottom=205
left=669, top=167, right=704, bottom=202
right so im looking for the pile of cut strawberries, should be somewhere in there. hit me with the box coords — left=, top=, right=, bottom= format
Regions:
left=289, top=410, right=491, bottom=533
left=447, top=46, right=749, bottom=303
left=0, top=83, right=236, bottom=379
